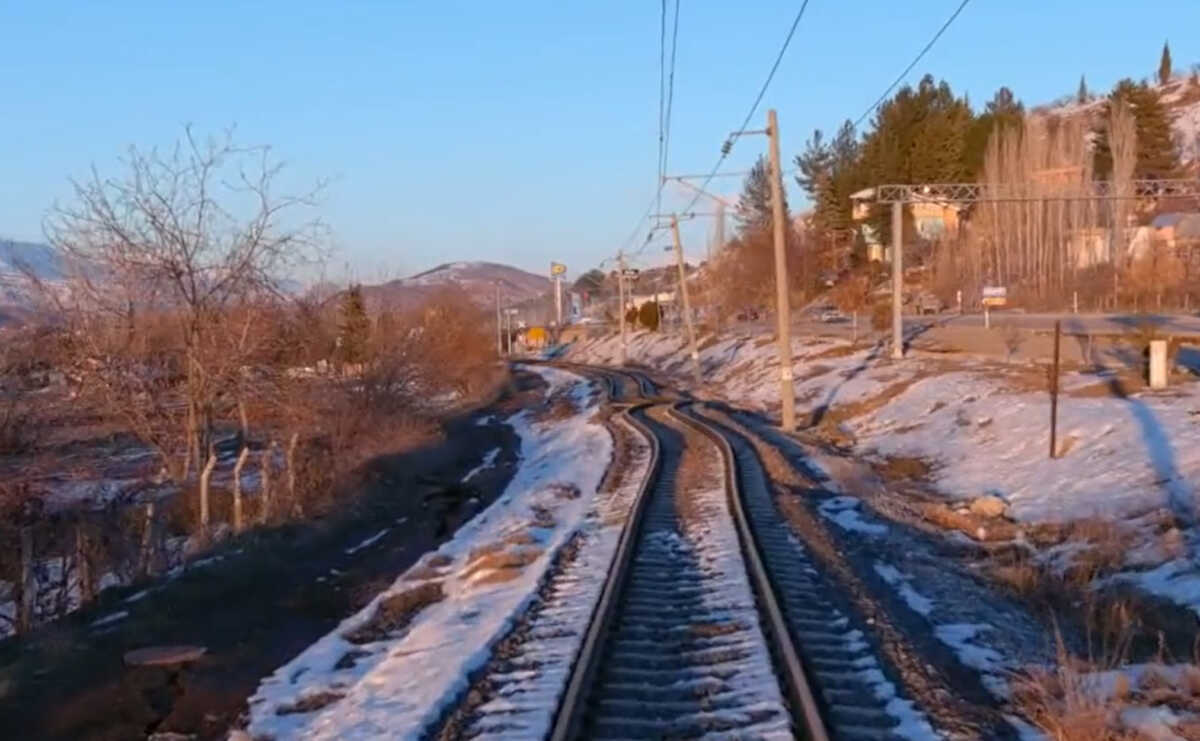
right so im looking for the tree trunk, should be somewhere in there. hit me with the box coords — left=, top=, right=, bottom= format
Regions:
left=233, top=446, right=249, bottom=533
left=75, top=521, right=93, bottom=604
left=140, top=501, right=158, bottom=576
left=286, top=432, right=301, bottom=518
left=17, top=526, right=35, bottom=634
left=237, top=398, right=250, bottom=447
left=199, top=447, right=217, bottom=536
left=852, top=311, right=858, bottom=345
left=260, top=443, right=274, bottom=525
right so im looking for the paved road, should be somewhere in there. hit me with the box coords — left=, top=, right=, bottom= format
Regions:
left=935, top=312, right=1200, bottom=336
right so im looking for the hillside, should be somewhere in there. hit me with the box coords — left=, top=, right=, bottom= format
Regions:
left=1035, top=74, right=1200, bottom=167
left=361, top=261, right=551, bottom=313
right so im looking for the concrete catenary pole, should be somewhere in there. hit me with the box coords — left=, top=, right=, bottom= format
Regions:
left=617, top=251, right=628, bottom=366
left=767, top=109, right=796, bottom=431
left=495, top=284, right=503, bottom=356
left=712, top=200, right=725, bottom=262
left=670, top=216, right=703, bottom=385
left=891, top=200, right=904, bottom=359
left=554, top=276, right=563, bottom=328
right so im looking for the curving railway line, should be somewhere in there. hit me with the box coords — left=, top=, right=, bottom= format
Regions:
left=437, top=362, right=936, bottom=740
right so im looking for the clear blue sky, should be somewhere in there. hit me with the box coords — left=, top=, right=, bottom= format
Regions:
left=3, top=1, right=1199, bottom=281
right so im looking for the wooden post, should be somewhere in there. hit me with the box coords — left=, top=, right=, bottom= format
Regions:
left=18, top=526, right=35, bottom=633
left=1050, top=320, right=1061, bottom=458
left=286, top=432, right=300, bottom=516
left=260, top=444, right=274, bottom=524
left=199, top=446, right=217, bottom=535
left=140, top=501, right=158, bottom=576
left=233, top=446, right=250, bottom=533
left=76, top=520, right=94, bottom=604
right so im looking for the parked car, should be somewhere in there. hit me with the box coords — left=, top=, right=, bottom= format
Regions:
left=916, top=293, right=944, bottom=315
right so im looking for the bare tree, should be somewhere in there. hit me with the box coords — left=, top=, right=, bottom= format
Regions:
left=42, top=127, right=327, bottom=502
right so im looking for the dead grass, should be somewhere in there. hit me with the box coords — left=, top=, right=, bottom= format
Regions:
left=809, top=378, right=921, bottom=432
left=536, top=393, right=578, bottom=423
left=877, top=456, right=933, bottom=482
left=274, top=690, right=345, bottom=715
left=1013, top=640, right=1200, bottom=741
left=342, top=581, right=444, bottom=644
left=461, top=549, right=542, bottom=585
left=806, top=345, right=859, bottom=361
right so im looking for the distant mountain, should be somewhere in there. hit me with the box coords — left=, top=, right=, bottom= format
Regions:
left=360, top=261, right=551, bottom=313
left=0, top=241, right=63, bottom=281
left=0, top=241, right=64, bottom=323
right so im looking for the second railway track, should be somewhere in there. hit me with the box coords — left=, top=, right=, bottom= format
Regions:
left=550, top=398, right=829, bottom=740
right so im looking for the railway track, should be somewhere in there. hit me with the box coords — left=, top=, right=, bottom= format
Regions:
left=547, top=400, right=828, bottom=741
left=440, top=363, right=936, bottom=740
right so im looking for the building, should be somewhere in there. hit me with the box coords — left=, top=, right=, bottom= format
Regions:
left=849, top=187, right=963, bottom=262
left=1152, top=212, right=1200, bottom=249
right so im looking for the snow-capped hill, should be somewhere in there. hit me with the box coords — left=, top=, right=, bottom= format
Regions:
left=363, top=261, right=552, bottom=312
left=403, top=261, right=549, bottom=295
left=0, top=241, right=63, bottom=282
left=1035, top=75, right=1200, bottom=165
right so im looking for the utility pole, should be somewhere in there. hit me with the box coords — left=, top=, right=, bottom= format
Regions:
left=713, top=201, right=725, bottom=262
left=617, top=251, right=628, bottom=366
left=554, top=276, right=563, bottom=328
left=767, top=109, right=796, bottom=431
left=891, top=201, right=904, bottom=359
left=495, top=283, right=503, bottom=356
left=669, top=215, right=703, bottom=385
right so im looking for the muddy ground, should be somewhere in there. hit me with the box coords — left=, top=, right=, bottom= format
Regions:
left=0, top=370, right=549, bottom=741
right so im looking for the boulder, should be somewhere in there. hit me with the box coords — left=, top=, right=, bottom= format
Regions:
left=968, top=495, right=1008, bottom=519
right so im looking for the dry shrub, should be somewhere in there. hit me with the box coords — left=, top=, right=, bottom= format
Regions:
left=343, top=581, right=444, bottom=644
left=877, top=456, right=932, bottom=481
left=870, top=302, right=891, bottom=331
left=1014, top=636, right=1200, bottom=741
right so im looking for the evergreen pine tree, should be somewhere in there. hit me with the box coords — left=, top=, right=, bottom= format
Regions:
left=1094, top=79, right=1180, bottom=179
left=1077, top=75, right=1088, bottom=103
left=734, top=156, right=783, bottom=236
left=1159, top=42, right=1173, bottom=85
left=337, top=284, right=371, bottom=367
left=965, top=87, right=1025, bottom=177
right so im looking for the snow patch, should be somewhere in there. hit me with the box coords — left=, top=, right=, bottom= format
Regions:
left=245, top=364, right=612, bottom=740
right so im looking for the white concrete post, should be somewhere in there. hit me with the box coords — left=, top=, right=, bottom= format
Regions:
left=1149, top=340, right=1168, bottom=389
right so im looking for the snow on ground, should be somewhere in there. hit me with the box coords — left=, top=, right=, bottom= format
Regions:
left=451, top=413, right=653, bottom=739
left=569, top=327, right=1200, bottom=661
left=569, top=329, right=1200, bottom=527
left=462, top=447, right=500, bottom=483
left=851, top=371, right=1200, bottom=525
left=245, top=365, right=612, bottom=740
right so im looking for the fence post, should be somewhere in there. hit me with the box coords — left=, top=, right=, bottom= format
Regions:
left=18, top=526, right=35, bottom=633
left=76, top=520, right=94, bottom=604
left=1049, top=320, right=1061, bottom=459
left=140, top=501, right=158, bottom=577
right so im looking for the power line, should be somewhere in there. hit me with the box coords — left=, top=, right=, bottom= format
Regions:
left=660, top=0, right=682, bottom=188
left=656, top=0, right=667, bottom=219
left=677, top=0, right=812, bottom=220
left=852, top=0, right=972, bottom=129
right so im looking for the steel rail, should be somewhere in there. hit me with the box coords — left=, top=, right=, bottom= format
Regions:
left=548, top=401, right=829, bottom=741
left=667, top=405, right=830, bottom=741
left=546, top=403, right=662, bottom=741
